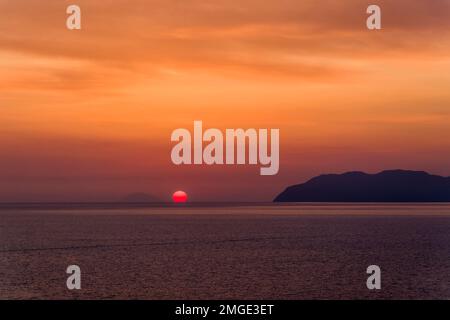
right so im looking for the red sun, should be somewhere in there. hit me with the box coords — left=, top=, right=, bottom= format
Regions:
left=172, top=190, right=188, bottom=203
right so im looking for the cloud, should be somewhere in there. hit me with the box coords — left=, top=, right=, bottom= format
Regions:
left=1, top=1, right=450, bottom=201
left=1, top=0, right=449, bottom=89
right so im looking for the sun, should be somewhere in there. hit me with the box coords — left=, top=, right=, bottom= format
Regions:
left=172, top=190, right=188, bottom=203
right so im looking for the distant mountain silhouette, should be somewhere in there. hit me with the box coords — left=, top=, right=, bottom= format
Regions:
left=274, top=170, right=450, bottom=202
left=121, top=192, right=160, bottom=203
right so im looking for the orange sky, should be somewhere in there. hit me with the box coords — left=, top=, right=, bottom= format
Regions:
left=1, top=0, right=450, bottom=202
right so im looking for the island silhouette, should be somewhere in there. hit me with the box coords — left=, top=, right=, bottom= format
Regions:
left=274, top=170, right=450, bottom=202
left=121, top=192, right=160, bottom=203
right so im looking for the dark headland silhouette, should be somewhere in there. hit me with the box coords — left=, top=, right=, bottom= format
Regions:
left=274, top=170, right=450, bottom=202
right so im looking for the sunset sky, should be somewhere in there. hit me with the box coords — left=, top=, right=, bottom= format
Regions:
left=1, top=0, right=450, bottom=202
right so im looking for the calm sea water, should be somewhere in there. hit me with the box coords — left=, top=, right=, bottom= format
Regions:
left=0, top=204, right=449, bottom=299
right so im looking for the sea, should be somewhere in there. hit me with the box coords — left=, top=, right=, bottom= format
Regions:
left=0, top=203, right=449, bottom=299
